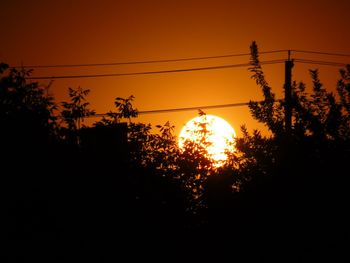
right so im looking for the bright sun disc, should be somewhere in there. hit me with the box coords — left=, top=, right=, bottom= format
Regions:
left=179, top=115, right=236, bottom=166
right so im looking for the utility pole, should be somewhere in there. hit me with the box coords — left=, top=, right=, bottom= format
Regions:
left=284, top=50, right=294, bottom=135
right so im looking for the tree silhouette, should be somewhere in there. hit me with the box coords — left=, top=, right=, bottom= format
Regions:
left=94, top=97, right=232, bottom=214
left=115, top=95, right=138, bottom=121
left=0, top=63, right=57, bottom=150
left=248, top=41, right=350, bottom=142
left=147, top=121, right=180, bottom=175
left=290, top=69, right=343, bottom=141
left=60, top=87, right=95, bottom=145
left=3, top=38, right=350, bottom=259
left=243, top=41, right=350, bottom=180
left=239, top=41, right=350, bottom=241
left=248, top=42, right=284, bottom=136
left=93, top=95, right=139, bottom=127
left=336, top=65, right=350, bottom=138
left=175, top=112, right=220, bottom=213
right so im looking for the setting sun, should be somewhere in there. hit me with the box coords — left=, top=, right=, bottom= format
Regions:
left=178, top=114, right=236, bottom=166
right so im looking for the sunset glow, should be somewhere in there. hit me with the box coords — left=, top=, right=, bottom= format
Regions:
left=178, top=114, right=236, bottom=166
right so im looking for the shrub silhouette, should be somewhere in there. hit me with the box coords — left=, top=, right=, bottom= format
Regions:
left=60, top=87, right=95, bottom=145
left=3, top=47, right=350, bottom=260
left=0, top=63, right=57, bottom=153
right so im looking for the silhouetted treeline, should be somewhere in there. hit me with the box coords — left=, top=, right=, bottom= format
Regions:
left=2, top=40, right=350, bottom=261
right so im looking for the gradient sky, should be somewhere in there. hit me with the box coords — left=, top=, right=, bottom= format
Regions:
left=1, top=0, right=350, bottom=137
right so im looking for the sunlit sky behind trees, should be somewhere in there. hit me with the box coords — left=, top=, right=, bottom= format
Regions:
left=2, top=2, right=350, bottom=260
left=1, top=0, right=350, bottom=136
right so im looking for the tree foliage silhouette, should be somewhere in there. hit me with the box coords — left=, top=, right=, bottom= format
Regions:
left=3, top=38, right=350, bottom=259
left=248, top=41, right=350, bottom=142
left=115, top=95, right=138, bottom=121
left=248, top=42, right=284, bottom=136
left=93, top=96, right=231, bottom=213
left=235, top=41, right=350, bottom=198
left=146, top=121, right=179, bottom=175
left=176, top=112, right=226, bottom=213
left=60, top=87, right=95, bottom=145
left=0, top=63, right=57, bottom=149
left=93, top=96, right=138, bottom=126
left=61, top=87, right=95, bottom=130
left=337, top=65, right=350, bottom=138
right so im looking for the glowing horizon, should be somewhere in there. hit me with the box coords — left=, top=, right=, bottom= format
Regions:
left=178, top=114, right=236, bottom=166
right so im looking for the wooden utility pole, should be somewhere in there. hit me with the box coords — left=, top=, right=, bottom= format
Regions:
left=284, top=51, right=294, bottom=135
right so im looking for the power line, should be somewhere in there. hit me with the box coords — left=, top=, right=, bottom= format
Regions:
left=27, top=60, right=285, bottom=80
left=12, top=50, right=288, bottom=69
left=292, top=49, right=350, bottom=57
left=89, top=102, right=251, bottom=118
left=62, top=99, right=288, bottom=119
left=294, top=58, right=348, bottom=67
left=10, top=49, right=350, bottom=70
left=139, top=102, right=250, bottom=115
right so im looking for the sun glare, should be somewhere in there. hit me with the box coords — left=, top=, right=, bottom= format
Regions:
left=178, top=115, right=236, bottom=166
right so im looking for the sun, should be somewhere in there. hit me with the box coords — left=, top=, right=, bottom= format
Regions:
left=178, top=114, right=236, bottom=166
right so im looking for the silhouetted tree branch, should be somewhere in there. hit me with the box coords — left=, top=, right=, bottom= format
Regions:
left=0, top=64, right=57, bottom=149
left=60, top=87, right=95, bottom=145
left=248, top=41, right=284, bottom=136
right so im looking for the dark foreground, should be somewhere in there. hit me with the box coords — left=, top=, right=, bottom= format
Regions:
left=3, top=147, right=349, bottom=262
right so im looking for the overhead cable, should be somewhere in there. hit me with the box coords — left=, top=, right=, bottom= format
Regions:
left=294, top=58, right=348, bottom=67
left=87, top=102, right=251, bottom=118
left=13, top=50, right=288, bottom=69
left=28, top=60, right=285, bottom=80
left=292, top=49, right=350, bottom=57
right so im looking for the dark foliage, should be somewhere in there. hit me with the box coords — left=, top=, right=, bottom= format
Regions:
left=3, top=47, right=350, bottom=261
left=0, top=65, right=57, bottom=154
left=228, top=42, right=350, bottom=261
left=60, top=87, right=95, bottom=145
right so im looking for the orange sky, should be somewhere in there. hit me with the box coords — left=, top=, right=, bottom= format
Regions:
left=1, top=0, right=350, bottom=137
